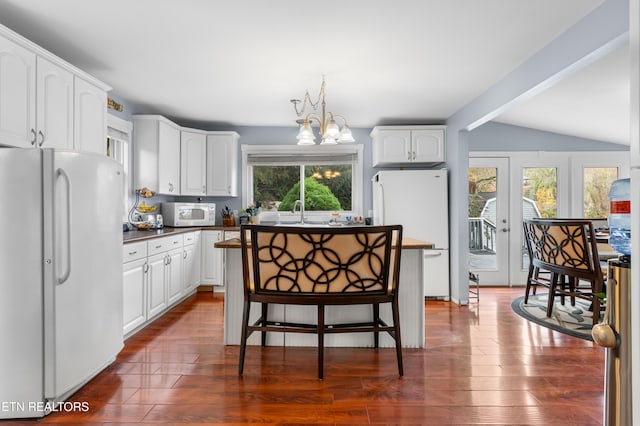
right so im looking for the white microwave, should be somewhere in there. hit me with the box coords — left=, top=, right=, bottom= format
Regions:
left=161, top=202, right=216, bottom=227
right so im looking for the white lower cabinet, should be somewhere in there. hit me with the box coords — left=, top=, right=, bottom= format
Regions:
left=122, top=241, right=148, bottom=336
left=183, top=231, right=201, bottom=295
left=201, top=230, right=223, bottom=286
left=147, top=252, right=169, bottom=320
left=166, top=247, right=184, bottom=306
left=122, top=231, right=202, bottom=337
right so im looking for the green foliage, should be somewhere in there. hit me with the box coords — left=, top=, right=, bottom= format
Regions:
left=279, top=177, right=342, bottom=211
left=253, top=166, right=300, bottom=210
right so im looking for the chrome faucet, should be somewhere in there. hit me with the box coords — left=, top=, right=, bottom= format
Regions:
left=292, top=199, right=304, bottom=224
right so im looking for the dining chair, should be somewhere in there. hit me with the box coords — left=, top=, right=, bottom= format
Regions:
left=522, top=218, right=605, bottom=325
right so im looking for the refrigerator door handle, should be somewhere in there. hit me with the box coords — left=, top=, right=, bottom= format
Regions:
left=56, top=168, right=72, bottom=285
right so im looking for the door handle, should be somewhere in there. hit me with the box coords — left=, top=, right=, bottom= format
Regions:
left=424, top=251, right=443, bottom=258
left=30, top=128, right=37, bottom=145
left=501, top=228, right=510, bottom=232
left=38, top=130, right=45, bottom=147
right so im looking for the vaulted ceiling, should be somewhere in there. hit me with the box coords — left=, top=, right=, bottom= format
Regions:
left=0, top=0, right=628, bottom=144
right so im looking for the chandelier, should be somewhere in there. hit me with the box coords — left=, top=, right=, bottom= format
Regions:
left=291, top=77, right=355, bottom=145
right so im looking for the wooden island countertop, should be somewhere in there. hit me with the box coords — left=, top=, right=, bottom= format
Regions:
left=215, top=236, right=433, bottom=250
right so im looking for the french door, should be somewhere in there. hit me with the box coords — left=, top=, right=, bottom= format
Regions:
left=468, top=158, right=510, bottom=285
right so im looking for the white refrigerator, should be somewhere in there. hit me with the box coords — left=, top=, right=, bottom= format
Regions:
left=0, top=148, right=124, bottom=419
left=372, top=169, right=449, bottom=299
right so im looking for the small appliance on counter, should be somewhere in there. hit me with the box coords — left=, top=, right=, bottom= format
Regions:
left=162, top=202, right=216, bottom=227
left=128, top=187, right=162, bottom=229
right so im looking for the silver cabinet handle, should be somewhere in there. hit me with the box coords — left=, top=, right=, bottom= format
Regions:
left=38, top=130, right=45, bottom=147
left=407, top=151, right=411, bottom=160
left=155, top=244, right=162, bottom=249
left=143, top=262, right=149, bottom=273
left=168, top=182, right=174, bottom=192
left=202, top=185, right=206, bottom=194
left=30, top=128, right=37, bottom=145
left=128, top=250, right=137, bottom=255
left=412, top=151, right=416, bottom=160
left=183, top=250, right=187, bottom=259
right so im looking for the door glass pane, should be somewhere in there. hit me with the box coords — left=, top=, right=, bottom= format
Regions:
left=521, top=167, right=557, bottom=268
left=468, top=167, right=498, bottom=269
left=583, top=167, right=618, bottom=218
left=522, top=168, right=557, bottom=218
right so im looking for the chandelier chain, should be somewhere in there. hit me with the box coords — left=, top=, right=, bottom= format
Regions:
left=292, top=79, right=326, bottom=117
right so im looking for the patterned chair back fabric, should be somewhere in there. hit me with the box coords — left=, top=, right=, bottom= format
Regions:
left=250, top=228, right=395, bottom=295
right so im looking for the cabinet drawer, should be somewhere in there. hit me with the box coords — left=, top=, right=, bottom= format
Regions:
left=123, top=241, right=147, bottom=263
left=147, top=235, right=183, bottom=256
left=183, top=231, right=197, bottom=245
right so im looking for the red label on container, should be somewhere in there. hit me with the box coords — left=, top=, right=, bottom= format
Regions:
left=610, top=200, right=630, bottom=214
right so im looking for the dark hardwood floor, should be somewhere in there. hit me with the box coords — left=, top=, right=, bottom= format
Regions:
left=9, top=287, right=605, bottom=425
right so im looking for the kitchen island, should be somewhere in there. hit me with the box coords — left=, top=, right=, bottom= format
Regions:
left=216, top=234, right=432, bottom=348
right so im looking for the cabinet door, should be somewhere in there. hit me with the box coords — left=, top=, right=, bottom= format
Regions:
left=372, top=130, right=412, bottom=165
left=412, top=129, right=445, bottom=163
left=201, top=231, right=223, bottom=285
left=123, top=258, right=147, bottom=335
left=147, top=253, right=168, bottom=319
left=183, top=243, right=200, bottom=295
left=36, top=57, right=73, bottom=149
left=74, top=77, right=107, bottom=154
left=181, top=131, right=207, bottom=195
left=206, top=133, right=238, bottom=196
left=0, top=35, right=36, bottom=147
left=158, top=120, right=181, bottom=194
left=167, top=248, right=184, bottom=306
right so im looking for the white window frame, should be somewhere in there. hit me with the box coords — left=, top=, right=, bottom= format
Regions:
left=107, top=114, right=133, bottom=223
left=241, top=144, right=364, bottom=220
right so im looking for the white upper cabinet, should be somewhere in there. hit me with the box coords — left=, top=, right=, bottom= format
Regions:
left=371, top=125, right=446, bottom=167
left=74, top=77, right=107, bottom=154
left=0, top=35, right=36, bottom=147
left=133, top=114, right=240, bottom=197
left=158, top=120, right=181, bottom=194
left=37, top=57, right=74, bottom=149
left=181, top=130, right=207, bottom=195
left=133, top=115, right=181, bottom=194
left=206, top=132, right=239, bottom=196
left=0, top=24, right=110, bottom=151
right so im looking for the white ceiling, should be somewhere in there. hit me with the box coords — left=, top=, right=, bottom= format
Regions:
left=0, top=0, right=627, bottom=144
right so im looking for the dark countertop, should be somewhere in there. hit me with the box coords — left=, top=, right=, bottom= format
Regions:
left=123, top=226, right=240, bottom=244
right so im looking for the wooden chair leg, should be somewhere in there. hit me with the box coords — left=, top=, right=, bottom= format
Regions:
left=238, top=300, right=251, bottom=376
left=261, top=303, right=268, bottom=347
left=524, top=265, right=534, bottom=303
left=392, top=298, right=403, bottom=376
left=546, top=272, right=558, bottom=318
left=373, top=303, right=380, bottom=348
left=592, top=290, right=601, bottom=326
left=568, top=277, right=576, bottom=306
left=317, top=304, right=325, bottom=380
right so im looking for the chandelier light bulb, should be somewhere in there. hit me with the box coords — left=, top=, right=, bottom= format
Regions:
left=338, top=125, right=355, bottom=143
